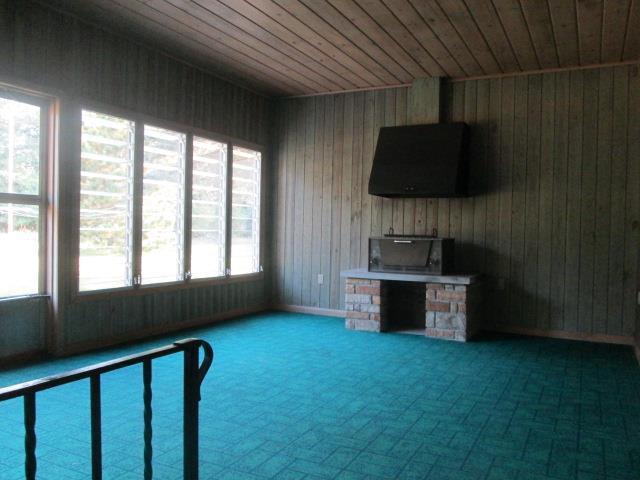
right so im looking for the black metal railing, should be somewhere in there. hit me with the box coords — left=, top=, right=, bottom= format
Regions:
left=0, top=338, right=214, bottom=480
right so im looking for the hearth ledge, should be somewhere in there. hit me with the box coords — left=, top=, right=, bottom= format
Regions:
left=340, top=268, right=480, bottom=285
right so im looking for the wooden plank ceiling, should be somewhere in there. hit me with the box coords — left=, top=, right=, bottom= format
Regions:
left=48, top=0, right=640, bottom=96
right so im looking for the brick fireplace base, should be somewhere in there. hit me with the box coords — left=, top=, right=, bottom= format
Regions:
left=345, top=279, right=382, bottom=332
left=345, top=276, right=481, bottom=341
left=425, top=283, right=481, bottom=341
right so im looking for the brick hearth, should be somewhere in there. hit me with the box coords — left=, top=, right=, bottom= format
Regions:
left=345, top=277, right=481, bottom=341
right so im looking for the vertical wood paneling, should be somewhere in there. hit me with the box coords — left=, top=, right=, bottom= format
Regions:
left=381, top=90, right=394, bottom=235
left=549, top=72, right=570, bottom=330
left=274, top=98, right=287, bottom=304
left=563, top=70, right=584, bottom=332
left=322, top=96, right=335, bottom=309
left=284, top=102, right=296, bottom=304
left=293, top=101, right=306, bottom=305
left=594, top=68, right=614, bottom=334
left=626, top=67, right=640, bottom=338
left=338, top=94, right=352, bottom=308
left=328, top=96, right=341, bottom=309
left=0, top=297, right=47, bottom=358
left=311, top=97, right=324, bottom=306
left=1, top=1, right=271, bottom=356
left=392, top=88, right=406, bottom=236
left=2, top=1, right=270, bottom=146
left=274, top=65, right=640, bottom=338
left=498, top=77, right=514, bottom=324
left=302, top=99, right=315, bottom=306
left=523, top=74, right=541, bottom=328
left=350, top=93, right=364, bottom=267
left=483, top=78, right=502, bottom=317
left=537, top=73, right=555, bottom=329
left=578, top=70, right=599, bottom=333
left=472, top=79, right=490, bottom=273
left=371, top=90, right=385, bottom=238
left=360, top=91, right=374, bottom=268
left=509, top=75, right=527, bottom=327
left=448, top=82, right=464, bottom=268
left=460, top=81, right=476, bottom=272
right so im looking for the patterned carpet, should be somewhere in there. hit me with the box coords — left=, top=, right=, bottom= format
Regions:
left=0, top=312, right=639, bottom=479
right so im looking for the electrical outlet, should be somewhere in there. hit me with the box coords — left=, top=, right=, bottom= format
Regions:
left=317, top=274, right=324, bottom=285
left=637, top=291, right=640, bottom=306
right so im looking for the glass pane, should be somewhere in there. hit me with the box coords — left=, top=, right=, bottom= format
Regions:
left=0, top=203, right=39, bottom=297
left=142, top=125, right=186, bottom=284
left=79, top=110, right=135, bottom=291
left=191, top=137, right=226, bottom=279
left=0, top=97, right=41, bottom=194
left=231, top=146, right=261, bottom=275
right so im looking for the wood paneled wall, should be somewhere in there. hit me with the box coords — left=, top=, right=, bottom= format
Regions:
left=272, top=65, right=640, bottom=338
left=0, top=0, right=272, bottom=358
left=0, top=297, right=47, bottom=359
left=0, top=0, right=270, bottom=145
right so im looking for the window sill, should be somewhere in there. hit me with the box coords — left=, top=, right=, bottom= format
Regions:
left=72, top=271, right=264, bottom=303
left=0, top=294, right=49, bottom=304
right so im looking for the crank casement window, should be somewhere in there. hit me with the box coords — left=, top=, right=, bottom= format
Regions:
left=79, top=108, right=261, bottom=293
left=0, top=90, right=49, bottom=298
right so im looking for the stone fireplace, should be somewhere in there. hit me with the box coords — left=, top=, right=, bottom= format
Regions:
left=343, top=269, right=481, bottom=341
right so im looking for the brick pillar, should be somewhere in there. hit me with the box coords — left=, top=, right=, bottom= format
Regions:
left=425, top=283, right=481, bottom=341
left=345, top=278, right=381, bottom=332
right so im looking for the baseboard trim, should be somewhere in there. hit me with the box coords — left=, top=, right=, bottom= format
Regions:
left=0, top=349, right=48, bottom=371
left=5, top=304, right=635, bottom=367
left=61, top=304, right=270, bottom=357
left=273, top=304, right=635, bottom=346
left=488, top=324, right=634, bottom=346
left=273, top=304, right=346, bottom=318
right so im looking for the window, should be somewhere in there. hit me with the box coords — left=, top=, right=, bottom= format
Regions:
left=79, top=111, right=134, bottom=291
left=77, top=107, right=261, bottom=293
left=191, top=137, right=226, bottom=279
left=0, top=92, right=47, bottom=298
left=141, top=125, right=186, bottom=284
left=231, top=146, right=261, bottom=275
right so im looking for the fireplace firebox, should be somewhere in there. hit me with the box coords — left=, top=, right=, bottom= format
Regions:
left=382, top=281, right=426, bottom=331
left=341, top=269, right=482, bottom=341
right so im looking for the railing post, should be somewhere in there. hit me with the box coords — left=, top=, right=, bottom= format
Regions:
left=183, top=342, right=199, bottom=480
left=24, top=393, right=36, bottom=480
left=0, top=338, right=212, bottom=480
left=90, top=375, right=102, bottom=480
left=143, top=360, right=153, bottom=480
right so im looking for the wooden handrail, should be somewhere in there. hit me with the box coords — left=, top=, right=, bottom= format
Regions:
left=0, top=338, right=214, bottom=480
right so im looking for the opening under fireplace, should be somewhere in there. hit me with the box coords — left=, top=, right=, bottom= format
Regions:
left=382, top=281, right=426, bottom=333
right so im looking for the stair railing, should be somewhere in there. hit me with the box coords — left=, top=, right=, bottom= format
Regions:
left=0, top=338, right=214, bottom=480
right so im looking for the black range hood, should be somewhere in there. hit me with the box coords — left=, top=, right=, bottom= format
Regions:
left=368, top=122, right=470, bottom=198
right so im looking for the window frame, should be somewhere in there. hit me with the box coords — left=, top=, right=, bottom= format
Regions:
left=74, top=101, right=264, bottom=301
left=138, top=122, right=188, bottom=286
left=77, top=109, right=136, bottom=292
left=0, top=86, right=52, bottom=299
left=188, top=134, right=230, bottom=281
left=229, top=145, right=262, bottom=276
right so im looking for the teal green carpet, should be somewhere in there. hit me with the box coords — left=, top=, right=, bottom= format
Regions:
left=1, top=312, right=639, bottom=479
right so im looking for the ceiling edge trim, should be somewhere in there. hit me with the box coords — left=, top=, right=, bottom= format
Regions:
left=284, top=59, right=640, bottom=99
